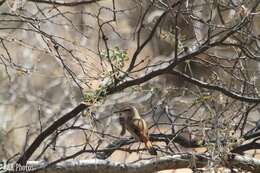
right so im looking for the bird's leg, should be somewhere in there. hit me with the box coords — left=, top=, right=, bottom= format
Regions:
left=137, top=142, right=141, bottom=154
left=119, top=116, right=126, bottom=136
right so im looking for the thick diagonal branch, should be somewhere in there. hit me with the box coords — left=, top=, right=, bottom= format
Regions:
left=17, top=103, right=89, bottom=165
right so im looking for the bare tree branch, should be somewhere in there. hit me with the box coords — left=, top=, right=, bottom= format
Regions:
left=0, top=0, right=6, bottom=6
left=22, top=154, right=209, bottom=173
left=28, top=0, right=101, bottom=6
left=169, top=70, right=260, bottom=103
left=17, top=103, right=90, bottom=165
left=11, top=154, right=260, bottom=173
left=96, top=133, right=202, bottom=159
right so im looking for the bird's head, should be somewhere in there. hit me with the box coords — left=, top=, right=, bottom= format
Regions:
left=114, top=105, right=140, bottom=119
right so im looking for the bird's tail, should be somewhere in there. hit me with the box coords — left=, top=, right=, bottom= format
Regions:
left=144, top=140, right=157, bottom=155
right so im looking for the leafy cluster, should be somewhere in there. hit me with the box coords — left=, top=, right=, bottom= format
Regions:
left=100, top=46, right=128, bottom=69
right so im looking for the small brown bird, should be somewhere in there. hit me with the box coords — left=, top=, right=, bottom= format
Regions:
left=117, top=105, right=157, bottom=155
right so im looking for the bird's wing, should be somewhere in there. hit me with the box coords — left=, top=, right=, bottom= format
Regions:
left=126, top=118, right=149, bottom=142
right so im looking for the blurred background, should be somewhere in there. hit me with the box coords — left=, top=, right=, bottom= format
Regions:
left=0, top=0, right=260, bottom=172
